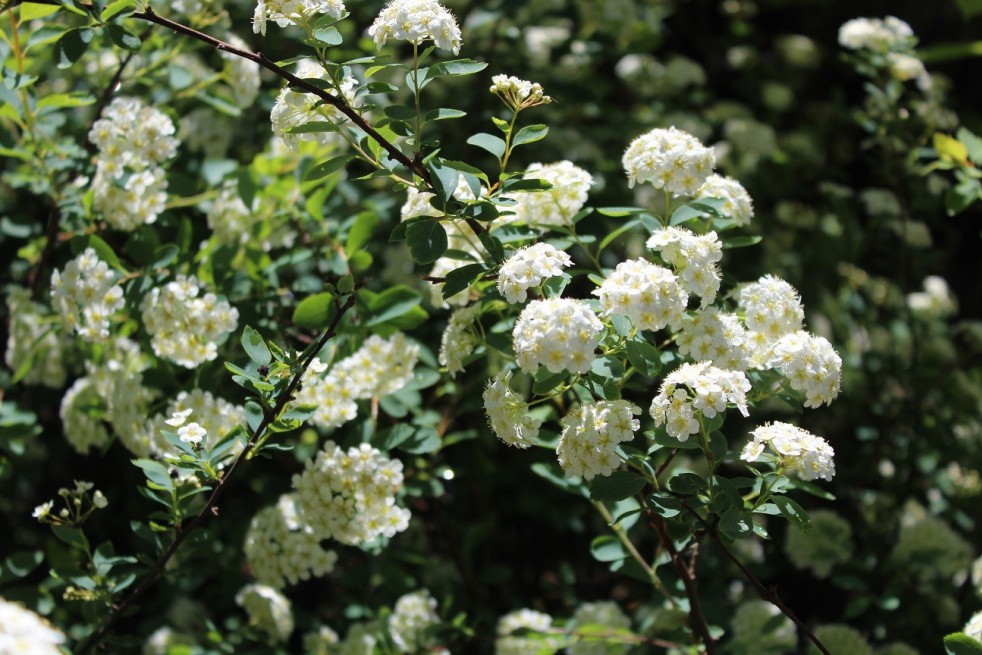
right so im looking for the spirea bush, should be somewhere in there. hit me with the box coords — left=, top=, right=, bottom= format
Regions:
left=2, top=1, right=982, bottom=654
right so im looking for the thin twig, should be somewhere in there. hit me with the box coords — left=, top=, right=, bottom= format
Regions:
left=76, top=295, right=357, bottom=655
left=648, top=512, right=717, bottom=654
left=681, top=501, right=831, bottom=655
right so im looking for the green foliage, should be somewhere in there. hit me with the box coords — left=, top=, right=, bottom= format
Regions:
left=1, top=1, right=980, bottom=654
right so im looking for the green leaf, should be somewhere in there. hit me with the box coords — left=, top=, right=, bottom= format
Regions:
left=945, top=633, right=982, bottom=655
left=669, top=202, right=711, bottom=226
left=722, top=235, right=763, bottom=249
left=345, top=211, right=379, bottom=256
left=625, top=338, right=661, bottom=378
left=292, top=292, right=337, bottom=329
left=590, top=471, right=646, bottom=502
left=467, top=133, right=506, bottom=160
left=133, top=459, right=172, bottom=490
left=70, top=234, right=126, bottom=272
left=241, top=326, right=272, bottom=366
left=406, top=220, right=448, bottom=265
left=957, top=127, right=982, bottom=165
left=718, top=508, right=753, bottom=540
left=512, top=124, right=549, bottom=147
left=442, top=263, right=486, bottom=299
left=430, top=59, right=488, bottom=77
left=383, top=104, right=418, bottom=121
left=425, top=108, right=467, bottom=121
left=312, top=26, right=342, bottom=45
left=668, top=472, right=707, bottom=495
left=589, top=535, right=627, bottom=562
left=647, top=492, right=682, bottom=518
left=104, top=23, right=142, bottom=51
left=52, top=526, right=88, bottom=549
left=101, top=0, right=136, bottom=21
left=597, top=207, right=646, bottom=217
left=3, top=551, right=43, bottom=578
left=56, top=28, right=94, bottom=69
left=770, top=495, right=811, bottom=532
left=36, top=92, right=94, bottom=112
left=428, top=159, right=460, bottom=207
left=20, top=2, right=62, bottom=19
left=304, top=154, right=354, bottom=182
left=362, top=285, right=424, bottom=327
left=151, top=244, right=179, bottom=269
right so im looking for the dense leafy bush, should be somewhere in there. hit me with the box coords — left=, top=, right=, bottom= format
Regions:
left=2, top=1, right=982, bottom=654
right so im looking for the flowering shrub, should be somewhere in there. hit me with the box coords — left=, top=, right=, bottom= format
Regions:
left=1, top=1, right=981, bottom=654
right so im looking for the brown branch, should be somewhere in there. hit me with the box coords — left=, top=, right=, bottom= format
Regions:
left=680, top=501, right=831, bottom=655
left=76, top=295, right=357, bottom=655
left=128, top=5, right=492, bottom=246
left=132, top=6, right=429, bottom=180
left=648, top=512, right=717, bottom=655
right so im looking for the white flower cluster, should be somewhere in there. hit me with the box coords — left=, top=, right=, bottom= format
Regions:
left=496, top=609, right=563, bottom=655
left=253, top=0, right=345, bottom=36
left=768, top=331, right=842, bottom=408
left=50, top=248, right=124, bottom=342
left=293, top=441, right=411, bottom=545
left=483, top=370, right=542, bottom=448
left=737, top=274, right=804, bottom=357
left=570, top=601, right=632, bottom=655
left=838, top=16, right=914, bottom=52
left=906, top=275, right=957, bottom=318
left=694, top=174, right=754, bottom=226
left=965, top=611, right=982, bottom=643
left=222, top=33, right=261, bottom=106
left=740, top=422, right=835, bottom=481
left=439, top=304, right=481, bottom=377
left=647, top=227, right=723, bottom=306
left=490, top=75, right=552, bottom=110
left=86, top=338, right=156, bottom=455
left=388, top=589, right=440, bottom=653
left=557, top=401, right=640, bottom=480
left=271, top=60, right=358, bottom=150
left=244, top=494, right=339, bottom=589
left=622, top=126, right=716, bottom=196
left=886, top=52, right=926, bottom=82
left=510, top=161, right=594, bottom=227
left=401, top=177, right=478, bottom=220
left=334, top=332, right=420, bottom=398
left=60, top=377, right=112, bottom=454
left=650, top=362, right=751, bottom=441
left=676, top=308, right=753, bottom=371
left=5, top=287, right=66, bottom=388
left=147, top=389, right=245, bottom=458
left=207, top=184, right=259, bottom=246
left=296, top=334, right=417, bottom=432
left=513, top=298, right=602, bottom=374
left=0, top=596, right=66, bottom=655
left=235, top=583, right=294, bottom=644
left=369, top=0, right=462, bottom=55
left=592, top=258, right=687, bottom=332
left=88, top=97, right=177, bottom=230
left=497, top=243, right=572, bottom=303
left=140, top=275, right=239, bottom=368
left=143, top=626, right=194, bottom=655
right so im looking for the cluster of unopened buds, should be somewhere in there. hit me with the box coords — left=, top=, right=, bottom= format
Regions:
left=32, top=480, right=107, bottom=526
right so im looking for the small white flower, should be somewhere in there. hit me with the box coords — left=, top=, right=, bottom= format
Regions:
left=92, top=490, right=108, bottom=509
left=33, top=501, right=54, bottom=520
left=178, top=422, right=207, bottom=445
left=165, top=408, right=194, bottom=427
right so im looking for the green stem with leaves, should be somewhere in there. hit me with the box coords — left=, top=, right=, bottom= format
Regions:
left=75, top=295, right=357, bottom=655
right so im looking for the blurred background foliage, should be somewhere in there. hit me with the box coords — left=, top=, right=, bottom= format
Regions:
left=3, top=0, right=982, bottom=653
